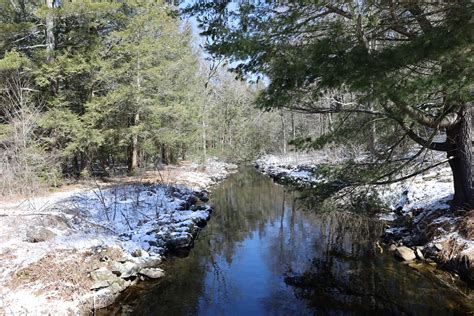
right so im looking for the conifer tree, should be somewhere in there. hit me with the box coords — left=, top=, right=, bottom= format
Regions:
left=187, top=1, right=474, bottom=209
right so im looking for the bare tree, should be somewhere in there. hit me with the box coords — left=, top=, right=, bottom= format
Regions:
left=0, top=72, right=58, bottom=196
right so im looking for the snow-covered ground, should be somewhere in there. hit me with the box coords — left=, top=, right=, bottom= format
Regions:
left=256, top=153, right=474, bottom=282
left=0, top=158, right=237, bottom=314
left=255, top=153, right=326, bottom=186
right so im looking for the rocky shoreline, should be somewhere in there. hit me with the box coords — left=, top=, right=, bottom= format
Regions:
left=255, top=154, right=474, bottom=286
left=0, top=158, right=237, bottom=314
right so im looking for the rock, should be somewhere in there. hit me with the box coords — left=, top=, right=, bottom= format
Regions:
left=91, top=267, right=117, bottom=282
left=186, top=195, right=198, bottom=206
left=167, top=232, right=193, bottom=249
left=90, top=280, right=110, bottom=290
left=137, top=255, right=162, bottom=269
left=388, top=244, right=397, bottom=252
left=25, top=226, right=56, bottom=243
left=99, top=255, right=109, bottom=262
left=434, top=243, right=443, bottom=251
left=395, top=246, right=416, bottom=261
left=110, top=261, right=138, bottom=279
left=131, top=248, right=142, bottom=257
left=194, top=191, right=209, bottom=202
left=415, top=248, right=425, bottom=260
left=138, top=268, right=165, bottom=279
left=422, top=246, right=439, bottom=259
left=108, top=282, right=124, bottom=294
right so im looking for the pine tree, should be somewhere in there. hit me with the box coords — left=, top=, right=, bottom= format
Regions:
left=187, top=1, right=474, bottom=209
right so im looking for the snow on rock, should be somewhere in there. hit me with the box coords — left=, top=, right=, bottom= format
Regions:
left=62, top=184, right=212, bottom=255
left=255, top=154, right=324, bottom=186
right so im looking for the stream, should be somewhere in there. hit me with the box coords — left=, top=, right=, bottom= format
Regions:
left=101, top=167, right=473, bottom=315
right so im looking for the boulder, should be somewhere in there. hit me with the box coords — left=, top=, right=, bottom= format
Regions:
left=194, top=191, right=209, bottom=202
left=25, top=226, right=56, bottom=243
left=90, top=280, right=110, bottom=290
left=395, top=246, right=416, bottom=261
left=186, top=195, right=198, bottom=206
left=91, top=267, right=117, bottom=282
left=137, top=255, right=162, bottom=269
left=138, top=268, right=165, bottom=279
left=167, top=232, right=193, bottom=249
left=110, top=261, right=138, bottom=278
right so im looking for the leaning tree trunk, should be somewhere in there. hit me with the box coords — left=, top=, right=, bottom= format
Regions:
left=446, top=105, right=474, bottom=210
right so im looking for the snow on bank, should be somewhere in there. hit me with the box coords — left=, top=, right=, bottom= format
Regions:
left=67, top=184, right=212, bottom=254
left=256, top=153, right=473, bottom=281
left=0, top=158, right=237, bottom=314
left=255, top=153, right=325, bottom=186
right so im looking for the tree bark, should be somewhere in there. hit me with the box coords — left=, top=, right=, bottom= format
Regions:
left=202, top=104, right=207, bottom=162
left=280, top=109, right=287, bottom=154
left=130, top=112, right=139, bottom=171
left=45, top=0, right=55, bottom=62
left=130, top=40, right=141, bottom=173
left=446, top=105, right=474, bottom=209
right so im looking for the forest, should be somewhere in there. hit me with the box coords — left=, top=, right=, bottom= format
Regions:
left=1, top=0, right=325, bottom=196
left=0, top=1, right=473, bottom=315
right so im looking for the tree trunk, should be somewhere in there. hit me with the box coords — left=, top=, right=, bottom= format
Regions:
left=202, top=105, right=207, bottom=162
left=130, top=42, right=141, bottom=173
left=130, top=112, right=139, bottom=172
left=45, top=0, right=55, bottom=62
left=161, top=144, right=167, bottom=164
left=446, top=105, right=474, bottom=209
left=181, top=143, right=186, bottom=160
left=280, top=110, right=287, bottom=154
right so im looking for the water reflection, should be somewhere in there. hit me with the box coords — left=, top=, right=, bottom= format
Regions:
left=103, top=167, right=473, bottom=315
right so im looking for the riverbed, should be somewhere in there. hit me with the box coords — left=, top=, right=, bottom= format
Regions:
left=101, top=167, right=473, bottom=315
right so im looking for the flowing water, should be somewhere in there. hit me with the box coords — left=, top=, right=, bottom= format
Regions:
left=103, top=167, right=473, bottom=315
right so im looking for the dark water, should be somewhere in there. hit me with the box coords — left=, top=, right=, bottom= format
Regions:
left=105, top=167, right=473, bottom=315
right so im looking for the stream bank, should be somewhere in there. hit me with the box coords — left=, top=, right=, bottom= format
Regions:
left=255, top=153, right=474, bottom=286
left=0, top=158, right=237, bottom=314
left=99, top=167, right=474, bottom=315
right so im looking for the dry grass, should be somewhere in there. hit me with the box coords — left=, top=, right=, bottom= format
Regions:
left=458, top=210, right=474, bottom=240
left=439, top=239, right=469, bottom=263
left=9, top=247, right=124, bottom=301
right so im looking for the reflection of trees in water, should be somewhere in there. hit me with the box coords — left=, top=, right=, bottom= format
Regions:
left=283, top=209, right=471, bottom=315
left=117, top=169, right=292, bottom=315
left=106, top=169, right=472, bottom=315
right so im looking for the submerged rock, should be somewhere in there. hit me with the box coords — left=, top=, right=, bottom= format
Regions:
left=395, top=246, right=416, bottom=261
